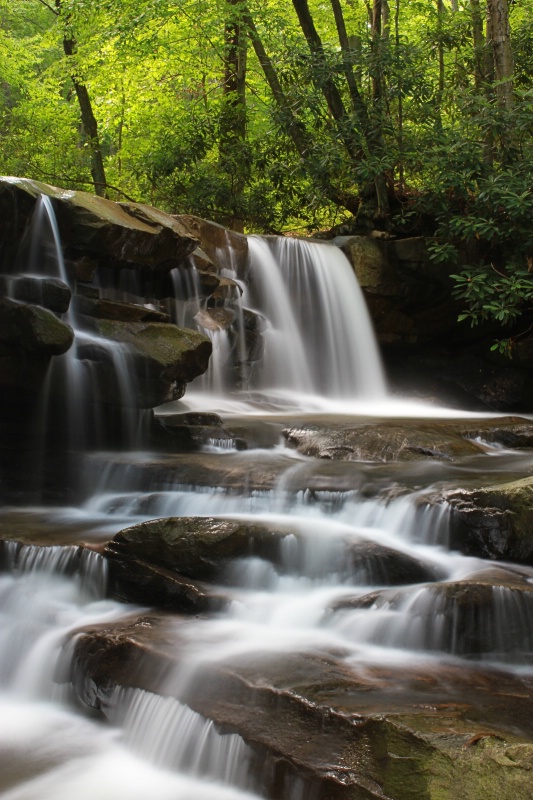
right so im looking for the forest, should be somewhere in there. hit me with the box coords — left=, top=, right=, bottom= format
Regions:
left=2, top=0, right=533, bottom=343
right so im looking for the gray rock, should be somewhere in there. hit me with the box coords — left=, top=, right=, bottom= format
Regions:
left=2, top=276, right=71, bottom=314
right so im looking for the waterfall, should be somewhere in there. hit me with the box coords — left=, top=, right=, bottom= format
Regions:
left=181, top=234, right=388, bottom=411
left=4, top=185, right=533, bottom=800
left=244, top=236, right=387, bottom=400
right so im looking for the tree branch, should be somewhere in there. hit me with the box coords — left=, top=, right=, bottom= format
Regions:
left=37, top=0, right=60, bottom=16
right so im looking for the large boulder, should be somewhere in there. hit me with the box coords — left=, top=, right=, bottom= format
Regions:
left=0, top=297, right=73, bottom=356
left=76, top=316, right=212, bottom=407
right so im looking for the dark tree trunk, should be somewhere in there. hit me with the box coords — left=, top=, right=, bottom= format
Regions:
left=292, top=0, right=389, bottom=215
left=55, top=1, right=107, bottom=197
left=220, top=0, right=248, bottom=231
left=244, top=9, right=360, bottom=215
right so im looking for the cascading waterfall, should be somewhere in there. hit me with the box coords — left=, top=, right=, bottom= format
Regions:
left=17, top=194, right=150, bottom=459
left=3, top=189, right=533, bottom=800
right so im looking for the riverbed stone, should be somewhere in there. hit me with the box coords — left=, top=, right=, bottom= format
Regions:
left=282, top=420, right=482, bottom=462
left=282, top=417, right=533, bottom=463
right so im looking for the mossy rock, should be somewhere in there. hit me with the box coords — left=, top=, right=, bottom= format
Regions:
left=0, top=297, right=73, bottom=355
left=107, top=516, right=300, bottom=582
left=78, top=317, right=212, bottom=407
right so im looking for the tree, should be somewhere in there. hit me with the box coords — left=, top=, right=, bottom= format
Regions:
left=53, top=0, right=107, bottom=196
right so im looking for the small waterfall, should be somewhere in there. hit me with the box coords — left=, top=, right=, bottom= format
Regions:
left=244, top=236, right=387, bottom=400
left=179, top=234, right=387, bottom=405
left=112, top=688, right=252, bottom=784
left=9, top=194, right=152, bottom=461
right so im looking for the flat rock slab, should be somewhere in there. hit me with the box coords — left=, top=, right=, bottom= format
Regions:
left=69, top=612, right=533, bottom=800
left=82, top=450, right=301, bottom=493
left=282, top=417, right=533, bottom=463
left=0, top=178, right=197, bottom=269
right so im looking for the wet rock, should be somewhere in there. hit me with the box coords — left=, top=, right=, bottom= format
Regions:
left=283, top=420, right=483, bottom=462
left=82, top=449, right=295, bottom=494
left=0, top=297, right=73, bottom=355
left=446, top=475, right=533, bottom=565
left=107, top=516, right=300, bottom=583
left=0, top=178, right=198, bottom=270
left=177, top=215, right=249, bottom=279
left=69, top=613, right=533, bottom=800
left=210, top=276, right=243, bottom=301
left=345, top=540, right=440, bottom=586
left=68, top=614, right=178, bottom=710
left=1, top=276, right=71, bottom=314
left=194, top=307, right=236, bottom=331
left=71, top=295, right=169, bottom=323
left=107, top=555, right=230, bottom=613
left=153, top=411, right=244, bottom=451
left=196, top=269, right=221, bottom=297
left=460, top=418, right=533, bottom=449
left=79, top=316, right=212, bottom=407
left=334, top=574, right=533, bottom=660
left=282, top=417, right=533, bottom=464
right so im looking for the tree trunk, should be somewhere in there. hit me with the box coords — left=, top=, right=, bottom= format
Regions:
left=486, top=0, right=513, bottom=109
left=292, top=0, right=389, bottom=215
left=55, top=1, right=107, bottom=197
left=371, top=0, right=383, bottom=106
left=470, top=0, right=485, bottom=91
left=243, top=9, right=360, bottom=215
left=219, top=0, right=248, bottom=231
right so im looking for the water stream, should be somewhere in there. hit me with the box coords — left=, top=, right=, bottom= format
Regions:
left=1, top=199, right=533, bottom=798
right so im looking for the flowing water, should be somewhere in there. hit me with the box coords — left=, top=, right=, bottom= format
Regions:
left=2, top=201, right=533, bottom=798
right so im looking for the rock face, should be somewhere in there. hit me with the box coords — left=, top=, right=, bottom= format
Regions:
left=446, top=476, right=533, bottom=564
left=336, top=234, right=533, bottom=411
left=336, top=235, right=456, bottom=347
left=0, top=178, right=215, bottom=406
